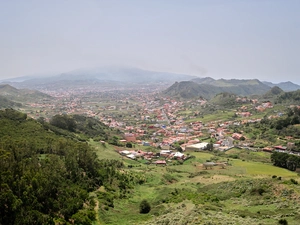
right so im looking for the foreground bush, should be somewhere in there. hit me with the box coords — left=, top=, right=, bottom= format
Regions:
left=139, top=200, right=151, bottom=214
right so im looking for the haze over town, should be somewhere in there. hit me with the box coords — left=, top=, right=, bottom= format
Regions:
left=0, top=0, right=300, bottom=84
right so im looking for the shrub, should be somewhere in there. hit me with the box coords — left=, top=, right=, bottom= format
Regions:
left=290, top=178, right=298, bottom=185
left=278, top=218, right=288, bottom=225
left=139, top=199, right=151, bottom=214
left=250, top=187, right=265, bottom=196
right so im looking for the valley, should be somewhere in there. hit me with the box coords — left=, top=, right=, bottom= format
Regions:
left=1, top=76, right=300, bottom=225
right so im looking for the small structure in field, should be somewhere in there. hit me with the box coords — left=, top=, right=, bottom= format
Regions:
left=202, top=162, right=216, bottom=169
left=155, top=160, right=167, bottom=166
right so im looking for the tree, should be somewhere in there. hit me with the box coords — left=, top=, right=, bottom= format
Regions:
left=139, top=199, right=151, bottom=214
left=278, top=218, right=288, bottom=225
left=126, top=142, right=133, bottom=148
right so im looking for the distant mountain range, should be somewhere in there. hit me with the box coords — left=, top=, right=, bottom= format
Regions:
left=0, top=67, right=197, bottom=89
left=262, top=81, right=300, bottom=92
left=1, top=67, right=299, bottom=95
left=163, top=79, right=270, bottom=100
left=162, top=77, right=300, bottom=100
left=192, top=77, right=300, bottom=92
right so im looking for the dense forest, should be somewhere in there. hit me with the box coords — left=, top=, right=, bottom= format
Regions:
left=0, top=109, right=137, bottom=225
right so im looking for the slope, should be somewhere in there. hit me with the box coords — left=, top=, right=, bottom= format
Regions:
left=163, top=79, right=271, bottom=100
left=263, top=81, right=300, bottom=92
left=0, top=84, right=52, bottom=102
left=0, top=109, right=135, bottom=225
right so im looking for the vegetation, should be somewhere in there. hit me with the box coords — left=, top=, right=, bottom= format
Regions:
left=163, top=79, right=270, bottom=100
left=0, top=96, right=22, bottom=108
left=0, top=109, right=135, bottom=224
left=2, top=81, right=300, bottom=225
left=277, top=89, right=300, bottom=104
left=139, top=200, right=151, bottom=214
left=271, top=152, right=300, bottom=171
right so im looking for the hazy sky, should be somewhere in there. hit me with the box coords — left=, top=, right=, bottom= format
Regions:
left=0, top=0, right=299, bottom=83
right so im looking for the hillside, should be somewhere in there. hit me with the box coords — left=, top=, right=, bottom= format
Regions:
left=191, top=77, right=216, bottom=85
left=163, top=79, right=271, bottom=100
left=162, top=81, right=218, bottom=99
left=0, top=95, right=22, bottom=108
left=276, top=89, right=300, bottom=104
left=263, top=81, right=300, bottom=92
left=0, top=109, right=137, bottom=225
left=262, top=86, right=285, bottom=100
left=0, top=84, right=52, bottom=102
left=48, top=114, right=121, bottom=142
left=209, top=92, right=238, bottom=106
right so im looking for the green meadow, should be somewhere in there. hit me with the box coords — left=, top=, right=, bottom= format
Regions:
left=90, top=142, right=300, bottom=225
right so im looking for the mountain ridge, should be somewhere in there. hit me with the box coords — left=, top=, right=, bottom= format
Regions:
left=1, top=67, right=299, bottom=92
left=262, top=81, right=300, bottom=92
left=163, top=79, right=271, bottom=100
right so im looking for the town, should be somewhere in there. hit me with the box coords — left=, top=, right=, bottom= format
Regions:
left=18, top=83, right=300, bottom=165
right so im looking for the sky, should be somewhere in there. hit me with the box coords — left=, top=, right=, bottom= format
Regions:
left=0, top=0, right=299, bottom=84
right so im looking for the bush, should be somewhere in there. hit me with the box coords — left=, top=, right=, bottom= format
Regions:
left=278, top=218, right=288, bottom=225
left=290, top=178, right=298, bottom=185
left=250, top=187, right=265, bottom=196
left=139, top=199, right=151, bottom=214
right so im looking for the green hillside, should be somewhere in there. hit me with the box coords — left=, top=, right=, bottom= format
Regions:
left=163, top=79, right=271, bottom=100
left=276, top=89, right=300, bottom=104
left=209, top=92, right=238, bottom=106
left=0, top=95, right=22, bottom=108
left=0, top=84, right=52, bottom=103
left=0, top=109, right=136, bottom=225
left=261, top=86, right=284, bottom=101
left=48, top=114, right=122, bottom=142
left=162, top=81, right=216, bottom=99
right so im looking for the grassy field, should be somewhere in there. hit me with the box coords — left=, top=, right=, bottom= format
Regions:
left=92, top=147, right=300, bottom=224
left=232, top=159, right=298, bottom=177
left=89, top=139, right=122, bottom=160
left=185, top=110, right=235, bottom=123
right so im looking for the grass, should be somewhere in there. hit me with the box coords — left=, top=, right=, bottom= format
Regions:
left=225, top=148, right=272, bottom=163
left=186, top=110, right=235, bottom=123
left=89, top=139, right=122, bottom=160
left=92, top=146, right=300, bottom=225
left=232, top=159, right=298, bottom=177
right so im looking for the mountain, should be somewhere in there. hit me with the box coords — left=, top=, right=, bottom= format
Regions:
left=191, top=77, right=216, bottom=85
left=163, top=79, right=271, bottom=100
left=0, top=75, right=36, bottom=83
left=276, top=89, right=300, bottom=104
left=262, top=86, right=284, bottom=99
left=0, top=84, right=52, bottom=103
left=262, top=81, right=300, bottom=92
left=162, top=81, right=219, bottom=99
left=209, top=92, right=238, bottom=106
left=4, top=67, right=198, bottom=90
left=194, top=78, right=270, bottom=96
